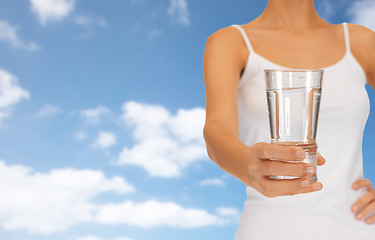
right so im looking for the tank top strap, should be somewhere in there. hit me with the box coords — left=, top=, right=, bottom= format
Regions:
left=342, top=22, right=351, bottom=52
left=231, top=25, right=255, bottom=54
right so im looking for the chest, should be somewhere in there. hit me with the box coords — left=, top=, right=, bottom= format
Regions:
left=242, top=26, right=346, bottom=70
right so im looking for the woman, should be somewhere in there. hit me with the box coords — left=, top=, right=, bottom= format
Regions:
left=203, top=0, right=375, bottom=239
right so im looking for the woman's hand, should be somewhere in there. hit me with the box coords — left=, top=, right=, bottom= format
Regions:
left=351, top=179, right=375, bottom=224
left=245, top=142, right=325, bottom=198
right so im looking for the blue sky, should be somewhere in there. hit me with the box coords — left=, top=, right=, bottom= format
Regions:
left=0, top=0, right=374, bottom=240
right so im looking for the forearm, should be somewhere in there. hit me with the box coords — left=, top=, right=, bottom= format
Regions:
left=203, top=120, right=251, bottom=185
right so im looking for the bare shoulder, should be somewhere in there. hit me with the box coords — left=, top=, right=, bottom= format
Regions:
left=348, top=23, right=375, bottom=42
left=206, top=25, right=244, bottom=47
left=347, top=23, right=375, bottom=53
left=348, top=23, right=375, bottom=86
left=205, top=25, right=248, bottom=69
left=348, top=24, right=375, bottom=63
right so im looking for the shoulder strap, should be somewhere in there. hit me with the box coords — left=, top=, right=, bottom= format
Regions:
left=342, top=22, right=351, bottom=52
left=231, top=24, right=255, bottom=53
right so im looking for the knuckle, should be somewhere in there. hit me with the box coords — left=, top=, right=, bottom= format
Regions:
left=262, top=188, right=276, bottom=198
left=259, top=178, right=266, bottom=191
left=369, top=216, right=375, bottom=223
left=262, top=143, right=271, bottom=158
left=247, top=161, right=256, bottom=176
left=362, top=206, right=371, bottom=215
left=254, top=142, right=265, bottom=149
left=263, top=161, right=274, bottom=175
left=263, top=181, right=277, bottom=198
left=261, top=190, right=270, bottom=197
left=299, top=167, right=307, bottom=177
left=288, top=163, right=304, bottom=177
left=254, top=142, right=266, bottom=157
left=259, top=179, right=270, bottom=196
left=247, top=168, right=257, bottom=186
left=288, top=147, right=298, bottom=156
left=356, top=200, right=365, bottom=207
left=293, top=164, right=303, bottom=176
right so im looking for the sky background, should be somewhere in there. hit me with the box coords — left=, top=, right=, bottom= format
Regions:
left=0, top=0, right=374, bottom=240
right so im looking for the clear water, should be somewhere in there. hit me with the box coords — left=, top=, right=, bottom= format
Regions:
left=267, top=87, right=321, bottom=183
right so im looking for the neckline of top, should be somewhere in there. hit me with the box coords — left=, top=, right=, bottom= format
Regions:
left=233, top=23, right=351, bottom=71
left=253, top=50, right=350, bottom=70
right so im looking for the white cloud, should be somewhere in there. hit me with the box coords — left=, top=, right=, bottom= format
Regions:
left=76, top=236, right=132, bottom=240
left=199, top=178, right=226, bottom=187
left=30, top=0, right=76, bottom=25
left=168, top=0, right=190, bottom=26
left=349, top=0, right=375, bottom=31
left=216, top=207, right=241, bottom=223
left=96, top=200, right=230, bottom=228
left=0, top=69, right=30, bottom=121
left=116, top=101, right=207, bottom=178
left=0, top=161, right=238, bottom=234
left=93, top=131, right=117, bottom=149
left=0, top=21, right=39, bottom=51
left=216, top=207, right=239, bottom=217
left=37, top=103, right=61, bottom=117
left=80, top=106, right=110, bottom=125
left=75, top=15, right=107, bottom=28
left=74, top=131, right=87, bottom=141
left=0, top=161, right=135, bottom=234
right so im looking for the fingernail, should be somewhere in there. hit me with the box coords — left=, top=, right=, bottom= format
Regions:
left=352, top=183, right=358, bottom=189
left=301, top=180, right=310, bottom=187
left=296, top=151, right=305, bottom=160
left=357, top=214, right=363, bottom=220
left=306, top=167, right=315, bottom=175
left=352, top=205, right=358, bottom=212
left=366, top=219, right=372, bottom=224
left=312, top=183, right=322, bottom=190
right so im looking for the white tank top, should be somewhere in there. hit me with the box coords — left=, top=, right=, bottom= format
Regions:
left=231, top=23, right=375, bottom=239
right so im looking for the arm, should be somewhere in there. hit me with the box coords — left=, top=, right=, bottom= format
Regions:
left=365, top=29, right=375, bottom=88
left=203, top=26, right=251, bottom=184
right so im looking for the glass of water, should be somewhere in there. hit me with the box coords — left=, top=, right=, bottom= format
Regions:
left=265, top=69, right=323, bottom=183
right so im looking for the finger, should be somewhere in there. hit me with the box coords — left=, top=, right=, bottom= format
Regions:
left=295, top=181, right=323, bottom=194
left=317, top=152, right=325, bottom=166
left=352, top=179, right=372, bottom=191
left=259, top=177, right=322, bottom=198
left=351, top=191, right=375, bottom=213
left=253, top=142, right=306, bottom=162
left=364, top=213, right=375, bottom=225
left=354, top=201, right=375, bottom=221
left=261, top=160, right=315, bottom=178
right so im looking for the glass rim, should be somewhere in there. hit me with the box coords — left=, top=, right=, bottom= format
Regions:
left=265, top=69, right=324, bottom=73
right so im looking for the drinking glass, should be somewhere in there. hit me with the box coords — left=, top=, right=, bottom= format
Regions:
left=265, top=69, right=323, bottom=183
